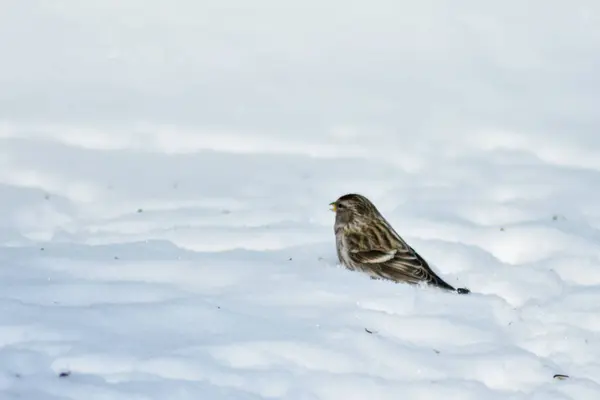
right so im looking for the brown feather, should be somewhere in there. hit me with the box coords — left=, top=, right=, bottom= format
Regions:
left=332, top=194, right=470, bottom=294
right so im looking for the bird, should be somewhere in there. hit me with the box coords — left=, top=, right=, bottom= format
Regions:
left=330, top=193, right=470, bottom=294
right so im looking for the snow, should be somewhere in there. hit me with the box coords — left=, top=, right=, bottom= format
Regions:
left=2, top=1, right=600, bottom=399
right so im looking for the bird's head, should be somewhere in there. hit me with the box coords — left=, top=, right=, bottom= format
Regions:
left=330, top=193, right=380, bottom=229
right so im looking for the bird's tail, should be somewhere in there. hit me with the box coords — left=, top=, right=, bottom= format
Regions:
left=409, top=245, right=471, bottom=294
left=431, top=274, right=470, bottom=295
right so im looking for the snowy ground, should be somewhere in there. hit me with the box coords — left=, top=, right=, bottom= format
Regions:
left=2, top=1, right=600, bottom=399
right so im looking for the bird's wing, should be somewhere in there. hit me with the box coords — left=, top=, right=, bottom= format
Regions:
left=346, top=231, right=402, bottom=264
left=346, top=230, right=451, bottom=287
left=379, top=246, right=440, bottom=284
left=350, top=249, right=397, bottom=263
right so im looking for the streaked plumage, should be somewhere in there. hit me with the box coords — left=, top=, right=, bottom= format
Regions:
left=331, top=193, right=470, bottom=294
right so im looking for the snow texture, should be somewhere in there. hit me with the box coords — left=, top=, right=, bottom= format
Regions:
left=2, top=1, right=600, bottom=399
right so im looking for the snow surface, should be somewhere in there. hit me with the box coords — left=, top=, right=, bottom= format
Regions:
left=2, top=1, right=600, bottom=399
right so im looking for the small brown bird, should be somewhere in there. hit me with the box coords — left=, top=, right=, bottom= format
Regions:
left=331, top=193, right=470, bottom=294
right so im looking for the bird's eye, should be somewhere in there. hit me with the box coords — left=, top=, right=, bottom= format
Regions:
left=337, top=203, right=345, bottom=209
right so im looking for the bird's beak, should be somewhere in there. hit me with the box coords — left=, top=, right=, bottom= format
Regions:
left=329, top=202, right=337, bottom=212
